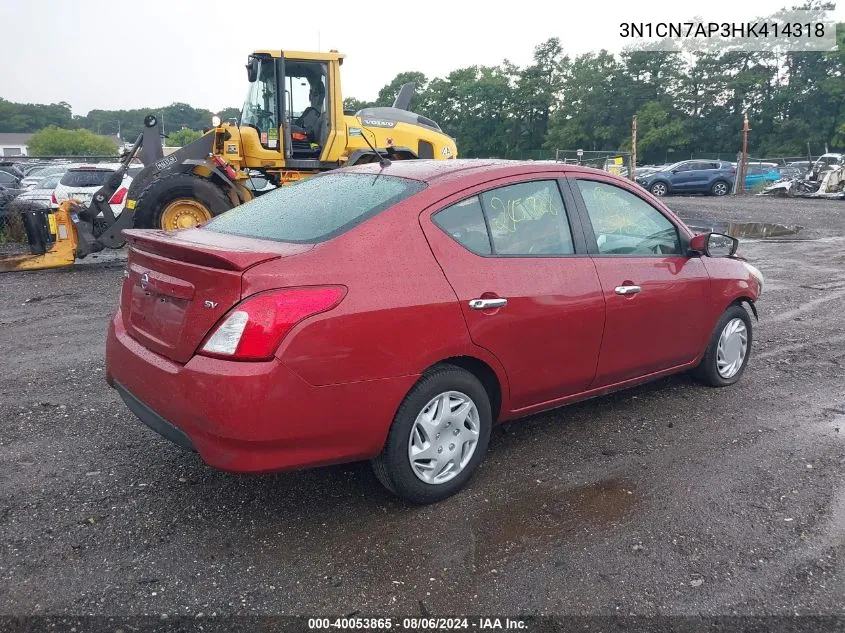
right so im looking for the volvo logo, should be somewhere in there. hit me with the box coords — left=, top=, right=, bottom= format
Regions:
left=140, top=273, right=149, bottom=290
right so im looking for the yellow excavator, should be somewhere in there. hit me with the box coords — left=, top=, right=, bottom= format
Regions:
left=0, top=49, right=457, bottom=272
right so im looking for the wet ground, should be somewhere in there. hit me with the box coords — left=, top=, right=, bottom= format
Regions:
left=0, top=195, right=844, bottom=617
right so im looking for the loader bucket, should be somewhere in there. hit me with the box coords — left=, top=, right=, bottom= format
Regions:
left=0, top=201, right=79, bottom=272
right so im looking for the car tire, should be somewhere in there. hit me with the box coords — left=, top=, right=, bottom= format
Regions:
left=132, top=173, right=233, bottom=230
left=711, top=180, right=730, bottom=196
left=691, top=304, right=753, bottom=387
left=372, top=365, right=492, bottom=504
left=650, top=181, right=668, bottom=197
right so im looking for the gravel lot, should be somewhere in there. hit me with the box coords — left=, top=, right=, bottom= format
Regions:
left=1, top=195, right=844, bottom=617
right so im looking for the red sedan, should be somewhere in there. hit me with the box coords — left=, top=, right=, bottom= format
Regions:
left=106, top=160, right=763, bottom=503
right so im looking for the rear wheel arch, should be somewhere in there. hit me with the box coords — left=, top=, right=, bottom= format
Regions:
left=421, top=356, right=503, bottom=423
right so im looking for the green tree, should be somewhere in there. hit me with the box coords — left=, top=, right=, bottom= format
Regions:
left=0, top=99, right=74, bottom=132
left=167, top=128, right=203, bottom=147
left=27, top=126, right=118, bottom=156
left=544, top=51, right=625, bottom=152
left=375, top=71, right=428, bottom=109
left=343, top=97, right=374, bottom=112
left=215, top=107, right=241, bottom=124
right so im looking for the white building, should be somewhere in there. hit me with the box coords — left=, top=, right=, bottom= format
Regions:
left=0, top=133, right=32, bottom=157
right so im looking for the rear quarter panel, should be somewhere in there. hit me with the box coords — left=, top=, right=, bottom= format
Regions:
left=241, top=196, right=482, bottom=387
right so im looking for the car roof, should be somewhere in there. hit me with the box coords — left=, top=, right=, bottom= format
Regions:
left=341, top=158, right=618, bottom=185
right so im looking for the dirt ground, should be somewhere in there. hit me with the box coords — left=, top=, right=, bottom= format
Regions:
left=0, top=195, right=843, bottom=617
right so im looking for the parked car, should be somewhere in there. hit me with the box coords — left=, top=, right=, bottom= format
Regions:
left=635, top=160, right=736, bottom=197
left=633, top=165, right=667, bottom=179
left=744, top=166, right=781, bottom=190
left=0, top=164, right=25, bottom=180
left=0, top=170, right=21, bottom=188
left=21, top=163, right=77, bottom=189
left=14, top=173, right=62, bottom=208
left=106, top=160, right=763, bottom=503
left=53, top=164, right=142, bottom=217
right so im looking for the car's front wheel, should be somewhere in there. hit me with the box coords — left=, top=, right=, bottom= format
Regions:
left=650, top=181, right=668, bottom=197
left=691, top=304, right=752, bottom=387
left=372, top=365, right=492, bottom=504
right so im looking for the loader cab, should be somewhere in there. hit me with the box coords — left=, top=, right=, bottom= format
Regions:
left=240, top=50, right=343, bottom=169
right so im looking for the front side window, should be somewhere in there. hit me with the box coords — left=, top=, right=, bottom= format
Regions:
left=204, top=173, right=426, bottom=243
left=577, top=180, right=681, bottom=255
left=480, top=180, right=574, bottom=255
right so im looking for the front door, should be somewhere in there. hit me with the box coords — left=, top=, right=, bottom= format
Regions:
left=667, top=162, right=695, bottom=191
left=420, top=176, right=606, bottom=410
left=570, top=177, right=712, bottom=386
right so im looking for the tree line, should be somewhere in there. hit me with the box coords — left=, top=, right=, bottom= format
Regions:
left=3, top=12, right=842, bottom=162
left=0, top=100, right=239, bottom=147
left=346, top=27, right=844, bottom=162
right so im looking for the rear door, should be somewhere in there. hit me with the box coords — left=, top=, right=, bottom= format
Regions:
left=420, top=175, right=606, bottom=410
left=688, top=161, right=716, bottom=192
left=568, top=176, right=712, bottom=386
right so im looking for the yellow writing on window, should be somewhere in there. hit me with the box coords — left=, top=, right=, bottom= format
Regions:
left=488, top=191, right=559, bottom=234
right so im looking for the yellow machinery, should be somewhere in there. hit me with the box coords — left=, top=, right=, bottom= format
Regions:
left=0, top=49, right=457, bottom=272
left=122, top=49, right=457, bottom=234
left=0, top=202, right=77, bottom=272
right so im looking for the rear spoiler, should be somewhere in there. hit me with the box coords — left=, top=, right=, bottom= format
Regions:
left=123, top=229, right=282, bottom=271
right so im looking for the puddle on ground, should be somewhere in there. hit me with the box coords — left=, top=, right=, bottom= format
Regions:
left=468, top=478, right=636, bottom=567
left=688, top=221, right=803, bottom=239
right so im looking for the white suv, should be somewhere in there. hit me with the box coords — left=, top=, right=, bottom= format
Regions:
left=53, top=164, right=143, bottom=216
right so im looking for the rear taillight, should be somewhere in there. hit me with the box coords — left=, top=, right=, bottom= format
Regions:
left=109, top=187, right=128, bottom=205
left=199, top=286, right=345, bottom=361
left=50, top=191, right=57, bottom=205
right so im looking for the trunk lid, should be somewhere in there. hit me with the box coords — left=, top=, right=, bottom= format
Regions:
left=120, top=228, right=312, bottom=363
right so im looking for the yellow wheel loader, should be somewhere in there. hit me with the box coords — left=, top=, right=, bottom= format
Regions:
left=0, top=49, right=456, bottom=272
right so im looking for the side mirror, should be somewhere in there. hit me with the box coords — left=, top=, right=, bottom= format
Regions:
left=246, top=57, right=259, bottom=83
left=689, top=232, right=738, bottom=257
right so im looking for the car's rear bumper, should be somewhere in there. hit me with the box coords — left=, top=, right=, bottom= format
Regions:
left=113, top=381, right=196, bottom=452
left=106, top=309, right=417, bottom=473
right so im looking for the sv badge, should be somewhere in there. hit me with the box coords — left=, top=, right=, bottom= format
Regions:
left=203, top=300, right=218, bottom=309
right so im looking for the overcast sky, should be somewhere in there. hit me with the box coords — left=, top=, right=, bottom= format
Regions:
left=1, top=0, right=842, bottom=116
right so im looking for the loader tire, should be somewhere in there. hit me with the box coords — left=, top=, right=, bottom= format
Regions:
left=133, top=173, right=233, bottom=231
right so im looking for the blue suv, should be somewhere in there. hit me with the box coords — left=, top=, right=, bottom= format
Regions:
left=636, top=160, right=736, bottom=197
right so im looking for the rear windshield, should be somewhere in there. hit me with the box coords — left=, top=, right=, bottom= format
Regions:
left=60, top=169, right=114, bottom=187
left=39, top=174, right=62, bottom=189
left=204, top=172, right=426, bottom=243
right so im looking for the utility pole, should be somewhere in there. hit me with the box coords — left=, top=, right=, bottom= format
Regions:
left=631, top=115, right=637, bottom=181
left=739, top=114, right=750, bottom=194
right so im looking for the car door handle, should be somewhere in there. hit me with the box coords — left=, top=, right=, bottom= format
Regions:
left=469, top=298, right=508, bottom=310
left=615, top=285, right=642, bottom=296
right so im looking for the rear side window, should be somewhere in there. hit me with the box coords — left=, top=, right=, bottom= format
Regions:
left=481, top=180, right=574, bottom=255
left=60, top=169, right=114, bottom=187
left=204, top=173, right=426, bottom=243
left=432, top=197, right=491, bottom=255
